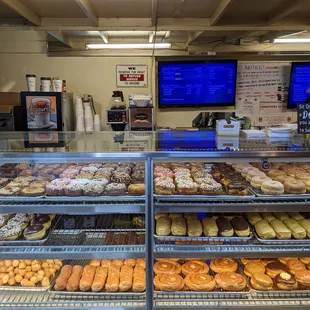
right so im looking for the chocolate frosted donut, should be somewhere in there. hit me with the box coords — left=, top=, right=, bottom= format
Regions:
left=31, top=215, right=51, bottom=229
left=23, top=224, right=46, bottom=240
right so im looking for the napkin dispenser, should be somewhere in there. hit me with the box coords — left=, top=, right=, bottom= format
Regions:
left=216, top=120, right=240, bottom=136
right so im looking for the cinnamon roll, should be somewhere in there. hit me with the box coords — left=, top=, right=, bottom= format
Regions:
left=210, top=258, right=238, bottom=273
left=215, top=272, right=247, bottom=291
left=184, top=273, right=215, bottom=291
left=181, top=260, right=209, bottom=276
left=154, top=273, right=184, bottom=291
left=153, top=261, right=181, bottom=275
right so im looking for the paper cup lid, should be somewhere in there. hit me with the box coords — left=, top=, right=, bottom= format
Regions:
left=26, top=74, right=36, bottom=77
left=40, top=77, right=51, bottom=80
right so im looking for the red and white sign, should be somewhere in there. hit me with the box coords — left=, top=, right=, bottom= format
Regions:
left=116, top=65, right=148, bottom=87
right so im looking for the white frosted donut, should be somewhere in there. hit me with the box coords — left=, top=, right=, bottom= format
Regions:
left=251, top=176, right=272, bottom=189
left=234, top=164, right=250, bottom=173
left=261, top=180, right=284, bottom=195
left=242, top=167, right=259, bottom=178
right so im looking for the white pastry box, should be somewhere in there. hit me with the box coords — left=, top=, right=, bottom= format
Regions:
left=216, top=120, right=240, bottom=136
left=216, top=136, right=239, bottom=150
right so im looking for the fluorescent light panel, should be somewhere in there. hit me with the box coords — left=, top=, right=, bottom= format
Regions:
left=86, top=43, right=171, bottom=49
left=274, top=38, right=310, bottom=43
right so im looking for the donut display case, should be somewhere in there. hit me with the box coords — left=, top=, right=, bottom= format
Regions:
left=1, top=131, right=310, bottom=309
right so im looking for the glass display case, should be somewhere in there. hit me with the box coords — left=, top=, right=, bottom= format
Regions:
left=0, top=131, right=310, bottom=309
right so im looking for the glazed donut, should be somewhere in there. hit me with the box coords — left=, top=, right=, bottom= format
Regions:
left=246, top=170, right=266, bottom=182
left=296, top=172, right=310, bottom=181
left=153, top=261, right=181, bottom=275
left=299, top=258, right=310, bottom=265
left=215, top=272, right=247, bottom=291
left=286, top=258, right=306, bottom=275
left=240, top=258, right=261, bottom=265
left=295, top=269, right=310, bottom=286
left=234, top=164, right=251, bottom=173
left=210, top=258, right=238, bottom=273
left=250, top=272, right=273, bottom=290
left=261, top=180, right=284, bottom=195
left=250, top=175, right=272, bottom=189
left=156, top=259, right=179, bottom=262
left=274, top=175, right=296, bottom=184
left=286, top=168, right=303, bottom=177
left=244, top=261, right=265, bottom=278
left=181, top=261, right=209, bottom=276
left=266, top=169, right=286, bottom=179
left=184, top=273, right=215, bottom=291
left=284, top=180, right=306, bottom=194
left=154, top=273, right=184, bottom=291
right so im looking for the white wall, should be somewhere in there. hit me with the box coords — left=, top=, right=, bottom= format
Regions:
left=0, top=30, right=234, bottom=129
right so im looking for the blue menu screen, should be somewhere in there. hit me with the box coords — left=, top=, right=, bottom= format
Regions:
left=158, top=61, right=237, bottom=107
left=288, top=63, right=310, bottom=107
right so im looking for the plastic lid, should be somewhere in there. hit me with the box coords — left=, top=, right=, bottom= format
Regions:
left=26, top=74, right=36, bottom=77
left=40, top=77, right=51, bottom=80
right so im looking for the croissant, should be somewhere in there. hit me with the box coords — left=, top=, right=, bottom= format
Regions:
left=91, top=266, right=108, bottom=292
left=105, top=265, right=120, bottom=292
left=66, top=265, right=83, bottom=292
left=119, top=265, right=133, bottom=292
left=54, top=265, right=72, bottom=291
left=79, top=265, right=96, bottom=292
left=132, top=265, right=146, bottom=292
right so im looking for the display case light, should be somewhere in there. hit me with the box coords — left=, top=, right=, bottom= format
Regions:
left=86, top=43, right=171, bottom=49
left=274, top=38, right=310, bottom=43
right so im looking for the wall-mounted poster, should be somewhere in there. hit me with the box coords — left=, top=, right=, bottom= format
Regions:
left=116, top=65, right=148, bottom=87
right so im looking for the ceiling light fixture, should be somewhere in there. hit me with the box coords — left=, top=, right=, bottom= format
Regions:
left=98, top=31, right=108, bottom=43
left=274, top=38, right=310, bottom=43
left=86, top=43, right=171, bottom=49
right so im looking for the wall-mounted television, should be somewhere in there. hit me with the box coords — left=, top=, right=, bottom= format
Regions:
left=158, top=60, right=238, bottom=108
left=288, top=62, right=310, bottom=109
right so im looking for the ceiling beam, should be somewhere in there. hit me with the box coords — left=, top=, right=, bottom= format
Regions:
left=4, top=17, right=310, bottom=31
left=210, top=0, right=233, bottom=26
left=47, top=31, right=73, bottom=48
left=151, top=0, right=158, bottom=26
left=74, top=0, right=98, bottom=26
left=186, top=31, right=204, bottom=47
left=98, top=31, right=108, bottom=43
left=1, top=0, right=41, bottom=26
left=173, top=0, right=185, bottom=17
left=267, top=0, right=304, bottom=25
left=225, top=31, right=253, bottom=43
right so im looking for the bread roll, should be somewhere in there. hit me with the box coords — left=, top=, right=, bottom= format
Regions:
left=132, top=265, right=146, bottom=292
left=105, top=265, right=120, bottom=292
left=261, top=213, right=276, bottom=223
left=269, top=219, right=291, bottom=239
left=54, top=265, right=72, bottom=291
left=91, top=266, right=108, bottom=292
left=66, top=265, right=83, bottom=292
left=119, top=265, right=133, bottom=292
left=171, top=218, right=187, bottom=236
left=187, top=219, right=202, bottom=237
left=124, top=259, right=136, bottom=267
left=298, top=219, right=310, bottom=238
left=202, top=217, right=218, bottom=237
left=156, top=217, right=171, bottom=236
left=79, top=265, right=96, bottom=292
left=101, top=259, right=112, bottom=268
left=89, top=259, right=101, bottom=267
left=169, top=213, right=183, bottom=219
left=288, top=212, right=304, bottom=221
left=283, top=219, right=306, bottom=239
left=255, top=220, right=276, bottom=239
left=245, top=213, right=262, bottom=226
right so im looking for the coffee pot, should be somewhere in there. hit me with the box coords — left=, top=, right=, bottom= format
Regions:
left=109, top=91, right=125, bottom=110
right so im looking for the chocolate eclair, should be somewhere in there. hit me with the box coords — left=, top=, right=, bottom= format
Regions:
left=231, top=216, right=250, bottom=237
left=23, top=224, right=46, bottom=241
left=31, top=215, right=51, bottom=230
left=266, top=262, right=287, bottom=278
left=216, top=216, right=234, bottom=237
left=274, top=272, right=298, bottom=290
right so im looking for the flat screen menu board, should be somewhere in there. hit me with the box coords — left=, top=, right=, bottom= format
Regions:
left=158, top=60, right=237, bottom=108
left=288, top=62, right=310, bottom=108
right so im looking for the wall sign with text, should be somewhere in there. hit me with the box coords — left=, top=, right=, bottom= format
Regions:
left=116, top=65, right=148, bottom=87
left=298, top=102, right=310, bottom=134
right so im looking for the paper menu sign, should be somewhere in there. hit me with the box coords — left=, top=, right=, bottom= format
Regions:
left=235, top=63, right=293, bottom=126
left=298, top=102, right=310, bottom=134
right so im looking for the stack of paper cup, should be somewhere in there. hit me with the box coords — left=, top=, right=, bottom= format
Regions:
left=83, top=101, right=94, bottom=131
left=94, top=114, right=102, bottom=132
left=75, top=96, right=85, bottom=131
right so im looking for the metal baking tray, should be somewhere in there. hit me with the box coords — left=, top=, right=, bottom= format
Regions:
left=253, top=231, right=310, bottom=245
left=0, top=284, right=51, bottom=292
left=0, top=195, right=45, bottom=199
left=45, top=195, right=145, bottom=200
left=250, top=187, right=310, bottom=199
left=49, top=260, right=146, bottom=298
left=155, top=263, right=249, bottom=299
left=250, top=284, right=310, bottom=298
left=154, top=232, right=253, bottom=244
left=0, top=215, right=61, bottom=246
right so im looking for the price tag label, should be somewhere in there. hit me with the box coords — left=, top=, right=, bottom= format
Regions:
left=64, top=217, right=75, bottom=229
left=83, top=216, right=96, bottom=228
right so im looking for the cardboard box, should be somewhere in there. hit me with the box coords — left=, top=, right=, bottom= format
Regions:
left=216, top=120, right=240, bottom=136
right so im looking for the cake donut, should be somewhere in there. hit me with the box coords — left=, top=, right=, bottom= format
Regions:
left=284, top=180, right=307, bottom=194
left=250, top=175, right=272, bottom=189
